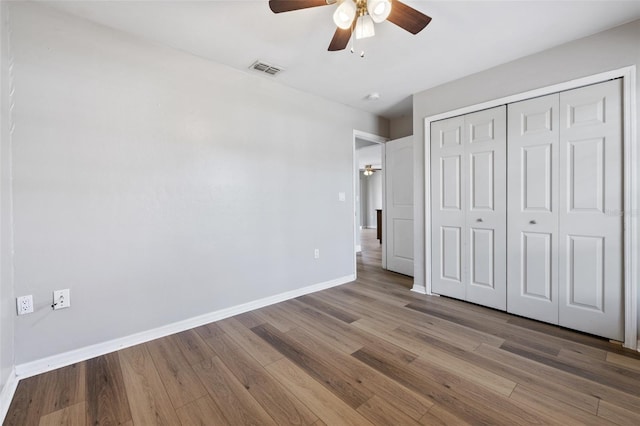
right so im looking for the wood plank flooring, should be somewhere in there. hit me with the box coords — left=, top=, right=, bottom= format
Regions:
left=5, top=229, right=640, bottom=425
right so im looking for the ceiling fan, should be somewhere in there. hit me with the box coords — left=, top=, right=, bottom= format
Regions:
left=363, top=164, right=380, bottom=176
left=269, top=0, right=432, bottom=51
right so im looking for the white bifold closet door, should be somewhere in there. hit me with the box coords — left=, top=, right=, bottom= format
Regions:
left=431, top=106, right=507, bottom=310
left=507, top=79, right=623, bottom=341
left=507, top=93, right=560, bottom=323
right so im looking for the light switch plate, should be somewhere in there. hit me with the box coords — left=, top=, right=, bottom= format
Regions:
left=53, top=289, right=71, bottom=310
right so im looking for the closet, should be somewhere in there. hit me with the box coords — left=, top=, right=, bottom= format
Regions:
left=430, top=79, right=624, bottom=340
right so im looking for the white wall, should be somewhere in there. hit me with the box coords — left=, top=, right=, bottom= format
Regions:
left=8, top=2, right=388, bottom=364
left=0, top=0, right=15, bottom=406
left=413, top=19, right=640, bottom=338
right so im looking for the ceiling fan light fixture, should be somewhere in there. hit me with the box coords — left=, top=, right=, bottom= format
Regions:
left=333, top=0, right=357, bottom=29
left=355, top=14, right=375, bottom=39
left=367, top=0, right=392, bottom=23
left=363, top=165, right=374, bottom=176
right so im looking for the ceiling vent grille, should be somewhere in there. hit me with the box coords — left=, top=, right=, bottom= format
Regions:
left=250, top=60, right=283, bottom=76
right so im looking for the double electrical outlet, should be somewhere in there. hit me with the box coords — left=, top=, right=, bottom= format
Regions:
left=16, top=295, right=33, bottom=315
left=16, top=289, right=71, bottom=315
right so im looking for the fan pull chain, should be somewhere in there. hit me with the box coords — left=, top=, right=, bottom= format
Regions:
left=349, top=28, right=365, bottom=58
left=350, top=25, right=355, bottom=53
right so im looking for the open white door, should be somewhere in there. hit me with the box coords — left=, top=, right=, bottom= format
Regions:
left=385, top=136, right=414, bottom=276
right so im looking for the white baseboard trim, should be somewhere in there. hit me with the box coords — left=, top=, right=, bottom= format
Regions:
left=411, top=284, right=427, bottom=295
left=0, top=368, right=18, bottom=424
left=355, top=245, right=362, bottom=253
left=15, top=274, right=355, bottom=380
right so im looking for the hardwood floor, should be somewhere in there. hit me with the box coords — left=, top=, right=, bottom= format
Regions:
left=5, top=229, right=640, bottom=425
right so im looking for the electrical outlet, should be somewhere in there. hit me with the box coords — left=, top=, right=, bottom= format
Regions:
left=314, top=249, right=320, bottom=259
left=16, top=295, right=34, bottom=315
left=53, top=289, right=70, bottom=310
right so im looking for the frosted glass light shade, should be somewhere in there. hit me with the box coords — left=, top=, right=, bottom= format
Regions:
left=333, top=0, right=357, bottom=29
left=367, top=0, right=392, bottom=23
left=355, top=14, right=375, bottom=39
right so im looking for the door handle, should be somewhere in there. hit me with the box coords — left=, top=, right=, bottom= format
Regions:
left=476, top=218, right=483, bottom=222
left=529, top=220, right=537, bottom=224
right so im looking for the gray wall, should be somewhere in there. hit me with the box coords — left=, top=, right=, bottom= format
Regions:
left=413, top=19, right=640, bottom=337
left=362, top=171, right=383, bottom=228
left=8, top=2, right=387, bottom=364
left=0, top=0, right=15, bottom=399
left=360, top=171, right=382, bottom=228
left=390, top=115, right=413, bottom=139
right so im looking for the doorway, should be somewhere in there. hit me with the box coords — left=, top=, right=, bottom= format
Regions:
left=353, top=131, right=387, bottom=273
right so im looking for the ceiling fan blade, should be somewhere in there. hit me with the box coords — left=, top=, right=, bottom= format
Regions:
left=387, top=0, right=432, bottom=34
left=269, top=0, right=330, bottom=13
left=328, top=26, right=352, bottom=51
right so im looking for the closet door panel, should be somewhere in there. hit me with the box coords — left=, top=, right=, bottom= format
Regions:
left=507, top=94, right=559, bottom=324
left=558, top=79, right=623, bottom=341
left=521, top=232, right=553, bottom=301
left=441, top=226, right=462, bottom=282
left=465, top=106, right=506, bottom=310
left=431, top=116, right=466, bottom=300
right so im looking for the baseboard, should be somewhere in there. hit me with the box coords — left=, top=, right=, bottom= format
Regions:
left=0, top=368, right=18, bottom=424
left=355, top=245, right=362, bottom=253
left=15, top=274, right=355, bottom=380
left=411, top=283, right=427, bottom=294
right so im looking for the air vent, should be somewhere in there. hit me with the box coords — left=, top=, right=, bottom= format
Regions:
left=250, top=60, right=283, bottom=76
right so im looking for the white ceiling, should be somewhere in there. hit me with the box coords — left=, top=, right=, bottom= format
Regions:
left=44, top=0, right=640, bottom=119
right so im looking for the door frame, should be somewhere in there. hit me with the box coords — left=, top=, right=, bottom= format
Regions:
left=422, top=66, right=638, bottom=350
left=353, top=130, right=388, bottom=276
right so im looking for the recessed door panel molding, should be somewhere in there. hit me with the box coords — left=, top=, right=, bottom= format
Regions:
left=391, top=146, right=413, bottom=207
left=469, top=119, right=495, bottom=144
left=441, top=155, right=461, bottom=210
left=470, top=228, right=494, bottom=288
left=567, top=97, right=605, bottom=128
left=522, top=144, right=552, bottom=212
left=507, top=93, right=560, bottom=324
left=521, top=232, right=552, bottom=301
left=385, top=136, right=414, bottom=276
left=559, top=79, right=623, bottom=341
left=392, top=219, right=413, bottom=260
left=522, top=108, right=553, bottom=135
left=441, top=226, right=462, bottom=282
left=568, top=137, right=604, bottom=213
left=567, top=235, right=604, bottom=312
left=470, top=151, right=494, bottom=211
left=440, top=127, right=462, bottom=147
